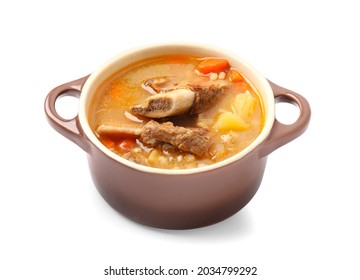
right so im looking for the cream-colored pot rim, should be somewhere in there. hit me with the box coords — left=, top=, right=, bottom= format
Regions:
left=79, top=42, right=275, bottom=175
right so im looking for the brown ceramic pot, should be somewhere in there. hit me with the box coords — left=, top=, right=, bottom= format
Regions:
left=44, top=43, right=311, bottom=229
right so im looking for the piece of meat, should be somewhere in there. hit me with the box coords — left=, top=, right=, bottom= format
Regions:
left=142, top=77, right=180, bottom=94
left=130, top=89, right=195, bottom=118
left=140, top=120, right=210, bottom=156
left=97, top=120, right=210, bottom=157
left=130, top=83, right=226, bottom=118
left=188, top=84, right=225, bottom=114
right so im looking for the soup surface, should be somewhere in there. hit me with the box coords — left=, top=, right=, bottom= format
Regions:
left=88, top=55, right=264, bottom=169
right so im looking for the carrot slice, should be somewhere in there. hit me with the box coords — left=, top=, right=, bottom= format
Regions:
left=101, top=138, right=115, bottom=149
left=228, top=68, right=244, bottom=82
left=234, top=81, right=249, bottom=92
left=196, top=58, right=230, bottom=74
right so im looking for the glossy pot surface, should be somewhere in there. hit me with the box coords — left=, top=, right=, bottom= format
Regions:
left=45, top=43, right=311, bottom=229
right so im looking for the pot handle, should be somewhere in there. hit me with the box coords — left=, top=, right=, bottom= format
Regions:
left=44, top=75, right=91, bottom=152
left=260, top=80, right=311, bottom=157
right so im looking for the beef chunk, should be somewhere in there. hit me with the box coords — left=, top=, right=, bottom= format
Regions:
left=189, top=84, right=225, bottom=114
left=140, top=120, right=210, bottom=156
left=130, top=83, right=226, bottom=118
left=97, top=120, right=210, bottom=157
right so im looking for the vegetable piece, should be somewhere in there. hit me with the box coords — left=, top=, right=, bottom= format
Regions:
left=196, top=58, right=230, bottom=74
left=148, top=149, right=161, bottom=165
left=228, top=69, right=243, bottom=82
left=231, top=90, right=257, bottom=120
left=147, top=149, right=169, bottom=168
left=213, top=111, right=250, bottom=132
left=218, top=72, right=226, bottom=80
left=234, top=81, right=249, bottom=92
left=116, top=138, right=137, bottom=152
left=101, top=138, right=115, bottom=149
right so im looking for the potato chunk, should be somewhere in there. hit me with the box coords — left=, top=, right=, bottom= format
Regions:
left=213, top=111, right=250, bottom=132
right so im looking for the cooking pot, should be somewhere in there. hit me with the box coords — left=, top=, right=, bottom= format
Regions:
left=44, top=43, right=311, bottom=229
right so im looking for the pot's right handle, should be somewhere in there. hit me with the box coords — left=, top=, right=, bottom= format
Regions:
left=260, top=80, right=311, bottom=157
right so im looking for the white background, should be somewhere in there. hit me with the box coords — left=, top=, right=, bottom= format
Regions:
left=1, top=0, right=359, bottom=279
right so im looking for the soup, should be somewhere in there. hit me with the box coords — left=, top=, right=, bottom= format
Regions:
left=88, top=55, right=264, bottom=169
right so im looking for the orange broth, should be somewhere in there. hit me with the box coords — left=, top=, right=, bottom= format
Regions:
left=88, top=55, right=264, bottom=169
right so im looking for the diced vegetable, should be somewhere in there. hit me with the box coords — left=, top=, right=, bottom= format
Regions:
left=218, top=72, right=226, bottom=80
left=234, top=81, right=249, bottom=92
left=213, top=111, right=250, bottom=132
left=101, top=138, right=115, bottom=149
left=148, top=149, right=161, bottom=165
left=228, top=68, right=243, bottom=82
left=148, top=149, right=169, bottom=167
left=231, top=90, right=257, bottom=120
left=209, top=73, right=218, bottom=81
left=196, top=58, right=230, bottom=74
left=116, top=138, right=137, bottom=152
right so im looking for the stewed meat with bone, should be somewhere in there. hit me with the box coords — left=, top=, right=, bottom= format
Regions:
left=130, top=88, right=195, bottom=118
left=130, top=80, right=228, bottom=118
left=89, top=55, right=264, bottom=169
left=97, top=120, right=210, bottom=157
left=97, top=80, right=230, bottom=156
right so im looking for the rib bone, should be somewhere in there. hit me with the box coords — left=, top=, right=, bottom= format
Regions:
left=130, top=89, right=195, bottom=118
left=130, top=84, right=225, bottom=118
left=97, top=125, right=142, bottom=136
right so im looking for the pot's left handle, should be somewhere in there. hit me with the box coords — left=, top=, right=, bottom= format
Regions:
left=44, top=75, right=91, bottom=152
